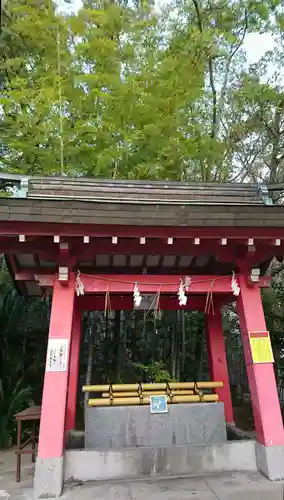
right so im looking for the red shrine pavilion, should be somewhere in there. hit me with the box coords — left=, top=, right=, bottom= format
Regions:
left=1, top=175, right=284, bottom=497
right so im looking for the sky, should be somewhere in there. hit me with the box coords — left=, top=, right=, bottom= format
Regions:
left=243, top=32, right=275, bottom=65
left=59, top=0, right=276, bottom=67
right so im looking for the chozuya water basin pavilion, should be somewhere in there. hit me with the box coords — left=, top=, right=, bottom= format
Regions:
left=1, top=174, right=284, bottom=498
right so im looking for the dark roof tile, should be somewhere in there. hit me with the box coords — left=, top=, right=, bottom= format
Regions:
left=22, top=177, right=264, bottom=206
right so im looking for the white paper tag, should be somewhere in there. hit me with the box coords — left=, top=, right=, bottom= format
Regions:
left=45, top=338, right=69, bottom=372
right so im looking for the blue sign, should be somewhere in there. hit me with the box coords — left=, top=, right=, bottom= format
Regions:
left=150, top=395, right=168, bottom=414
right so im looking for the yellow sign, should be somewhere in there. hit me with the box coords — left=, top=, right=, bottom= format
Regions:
left=249, top=331, right=274, bottom=364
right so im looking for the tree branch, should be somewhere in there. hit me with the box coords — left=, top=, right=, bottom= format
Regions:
left=192, top=0, right=203, bottom=32
left=208, top=58, right=217, bottom=139
left=215, top=10, right=248, bottom=138
left=269, top=100, right=284, bottom=184
left=191, top=0, right=217, bottom=139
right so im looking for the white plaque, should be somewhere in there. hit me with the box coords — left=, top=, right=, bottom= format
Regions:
left=46, top=338, right=69, bottom=372
left=150, top=395, right=168, bottom=414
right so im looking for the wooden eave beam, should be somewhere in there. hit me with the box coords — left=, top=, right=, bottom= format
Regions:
left=2, top=221, right=284, bottom=239
left=1, top=238, right=283, bottom=262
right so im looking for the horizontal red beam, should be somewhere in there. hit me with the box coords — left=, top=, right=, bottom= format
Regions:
left=79, top=274, right=272, bottom=294
left=76, top=295, right=208, bottom=311
left=14, top=273, right=271, bottom=294
left=82, top=274, right=231, bottom=293
left=1, top=238, right=282, bottom=260
left=1, top=221, right=284, bottom=239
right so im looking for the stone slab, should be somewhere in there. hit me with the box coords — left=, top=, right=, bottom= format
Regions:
left=256, top=442, right=284, bottom=480
left=204, top=471, right=283, bottom=500
left=1, top=449, right=281, bottom=500
left=62, top=473, right=283, bottom=500
left=33, top=456, right=63, bottom=498
left=64, top=441, right=257, bottom=482
left=85, top=403, right=226, bottom=449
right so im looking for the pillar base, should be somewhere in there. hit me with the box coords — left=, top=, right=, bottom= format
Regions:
left=256, top=442, right=284, bottom=480
left=33, top=456, right=63, bottom=498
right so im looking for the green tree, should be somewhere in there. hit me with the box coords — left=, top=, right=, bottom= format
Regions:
left=0, top=275, right=49, bottom=448
left=0, top=0, right=238, bottom=180
left=2, top=0, right=284, bottom=182
left=1, top=0, right=72, bottom=175
left=181, top=0, right=283, bottom=182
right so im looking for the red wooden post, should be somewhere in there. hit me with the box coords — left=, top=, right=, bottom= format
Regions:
left=65, top=306, right=82, bottom=432
left=237, top=274, right=284, bottom=446
left=206, top=306, right=234, bottom=424
left=34, top=274, right=75, bottom=497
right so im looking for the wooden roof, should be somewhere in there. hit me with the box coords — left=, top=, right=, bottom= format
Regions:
left=21, top=177, right=265, bottom=205
left=0, top=175, right=283, bottom=297
left=0, top=175, right=283, bottom=228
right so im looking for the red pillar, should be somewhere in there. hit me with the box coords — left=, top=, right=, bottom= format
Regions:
left=38, top=275, right=75, bottom=459
left=206, top=306, right=234, bottom=424
left=65, top=306, right=82, bottom=432
left=237, top=274, right=284, bottom=446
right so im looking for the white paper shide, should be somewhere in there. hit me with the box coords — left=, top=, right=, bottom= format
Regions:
left=46, top=338, right=69, bottom=372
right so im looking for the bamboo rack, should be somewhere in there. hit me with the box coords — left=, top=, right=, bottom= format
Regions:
left=101, top=390, right=194, bottom=398
left=82, top=381, right=223, bottom=392
left=88, top=394, right=218, bottom=407
left=83, top=381, right=223, bottom=407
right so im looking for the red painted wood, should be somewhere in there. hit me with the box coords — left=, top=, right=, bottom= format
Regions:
left=15, top=272, right=271, bottom=293
left=65, top=306, right=82, bottom=432
left=65, top=273, right=270, bottom=294
left=237, top=275, right=284, bottom=446
left=71, top=274, right=234, bottom=294
left=37, top=275, right=75, bottom=459
left=0, top=237, right=282, bottom=259
left=206, top=306, right=234, bottom=424
left=249, top=331, right=269, bottom=339
left=1, top=220, right=284, bottom=239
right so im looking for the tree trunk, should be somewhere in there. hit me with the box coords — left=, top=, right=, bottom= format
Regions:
left=113, top=310, right=121, bottom=380
left=181, top=310, right=186, bottom=379
left=194, top=327, right=204, bottom=380
left=176, top=310, right=181, bottom=381
left=84, top=341, right=93, bottom=413
left=171, top=319, right=176, bottom=380
left=197, top=329, right=206, bottom=380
